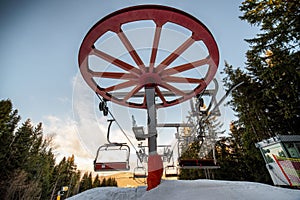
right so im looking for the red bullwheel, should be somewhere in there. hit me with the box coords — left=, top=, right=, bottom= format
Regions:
left=78, top=5, right=219, bottom=109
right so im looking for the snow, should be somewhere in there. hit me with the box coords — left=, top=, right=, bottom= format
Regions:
left=67, top=179, right=300, bottom=200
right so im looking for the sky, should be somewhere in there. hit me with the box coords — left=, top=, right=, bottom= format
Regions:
left=0, top=0, right=259, bottom=171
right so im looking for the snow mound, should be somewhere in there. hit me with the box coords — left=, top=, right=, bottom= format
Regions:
left=67, top=187, right=146, bottom=200
left=67, top=180, right=300, bottom=200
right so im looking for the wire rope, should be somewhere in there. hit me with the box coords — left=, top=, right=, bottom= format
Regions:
left=95, top=93, right=142, bottom=160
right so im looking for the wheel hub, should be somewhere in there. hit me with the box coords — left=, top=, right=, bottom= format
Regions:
left=139, top=71, right=162, bottom=87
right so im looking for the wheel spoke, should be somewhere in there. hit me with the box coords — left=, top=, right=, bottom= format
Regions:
left=149, top=25, right=162, bottom=72
left=91, top=71, right=137, bottom=80
left=118, top=30, right=147, bottom=72
left=123, top=85, right=143, bottom=102
left=160, top=57, right=209, bottom=77
left=91, top=47, right=141, bottom=75
left=142, top=93, right=147, bottom=107
left=105, top=80, right=137, bottom=92
left=155, top=37, right=194, bottom=73
left=163, top=76, right=205, bottom=84
left=155, top=86, right=167, bottom=104
left=159, top=82, right=186, bottom=96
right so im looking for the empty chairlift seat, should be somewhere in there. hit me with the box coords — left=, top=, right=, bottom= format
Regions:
left=133, top=166, right=147, bottom=179
left=94, top=143, right=130, bottom=171
left=164, top=165, right=178, bottom=177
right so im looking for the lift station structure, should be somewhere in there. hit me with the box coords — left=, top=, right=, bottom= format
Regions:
left=256, top=135, right=300, bottom=187
left=78, top=5, right=219, bottom=190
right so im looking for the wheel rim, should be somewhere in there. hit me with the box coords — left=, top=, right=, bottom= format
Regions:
left=78, top=5, right=219, bottom=109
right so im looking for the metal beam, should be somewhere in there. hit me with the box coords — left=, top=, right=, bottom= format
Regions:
left=145, top=87, right=157, bottom=153
left=156, top=123, right=194, bottom=128
left=110, top=89, right=216, bottom=98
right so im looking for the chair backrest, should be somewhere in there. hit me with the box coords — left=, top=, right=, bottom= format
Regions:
left=94, top=162, right=130, bottom=171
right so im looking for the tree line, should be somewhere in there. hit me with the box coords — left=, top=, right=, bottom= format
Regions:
left=79, top=173, right=117, bottom=193
left=218, top=0, right=299, bottom=183
left=0, top=99, right=118, bottom=200
left=180, top=0, right=299, bottom=183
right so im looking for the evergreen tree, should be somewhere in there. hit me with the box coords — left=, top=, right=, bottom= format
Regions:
left=0, top=100, right=20, bottom=197
left=79, top=172, right=92, bottom=192
left=109, top=178, right=118, bottom=187
left=71, top=171, right=82, bottom=196
left=214, top=136, right=240, bottom=181
left=78, top=170, right=86, bottom=193
left=92, top=174, right=101, bottom=188
left=242, top=0, right=299, bottom=136
left=0, top=100, right=60, bottom=199
left=106, top=177, right=112, bottom=186
left=51, top=155, right=80, bottom=199
left=5, top=169, right=42, bottom=200
left=214, top=123, right=271, bottom=183
left=112, top=178, right=118, bottom=187
left=39, top=148, right=56, bottom=199
left=0, top=99, right=82, bottom=199
left=220, top=0, right=299, bottom=184
left=99, top=177, right=118, bottom=187
left=87, top=172, right=93, bottom=189
left=100, top=177, right=107, bottom=187
left=226, top=0, right=300, bottom=137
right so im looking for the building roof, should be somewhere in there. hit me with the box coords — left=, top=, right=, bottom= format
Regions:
left=255, top=135, right=300, bottom=148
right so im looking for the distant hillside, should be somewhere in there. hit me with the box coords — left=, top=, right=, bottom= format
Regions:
left=98, top=172, right=178, bottom=187
left=98, top=172, right=146, bottom=187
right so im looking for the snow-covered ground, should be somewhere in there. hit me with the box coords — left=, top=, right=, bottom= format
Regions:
left=67, top=179, right=300, bottom=200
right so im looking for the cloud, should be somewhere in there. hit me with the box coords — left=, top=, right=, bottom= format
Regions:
left=72, top=74, right=109, bottom=153
left=41, top=74, right=141, bottom=172
left=43, top=115, right=94, bottom=171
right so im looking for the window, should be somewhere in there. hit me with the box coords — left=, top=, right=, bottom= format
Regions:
left=262, top=143, right=286, bottom=163
left=284, top=142, right=300, bottom=158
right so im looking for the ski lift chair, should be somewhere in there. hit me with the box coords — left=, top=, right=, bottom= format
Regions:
left=165, top=165, right=178, bottom=177
left=94, top=143, right=130, bottom=171
left=178, top=142, right=219, bottom=169
left=94, top=119, right=131, bottom=171
left=164, top=149, right=178, bottom=178
left=133, top=153, right=147, bottom=179
left=133, top=166, right=147, bottom=179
